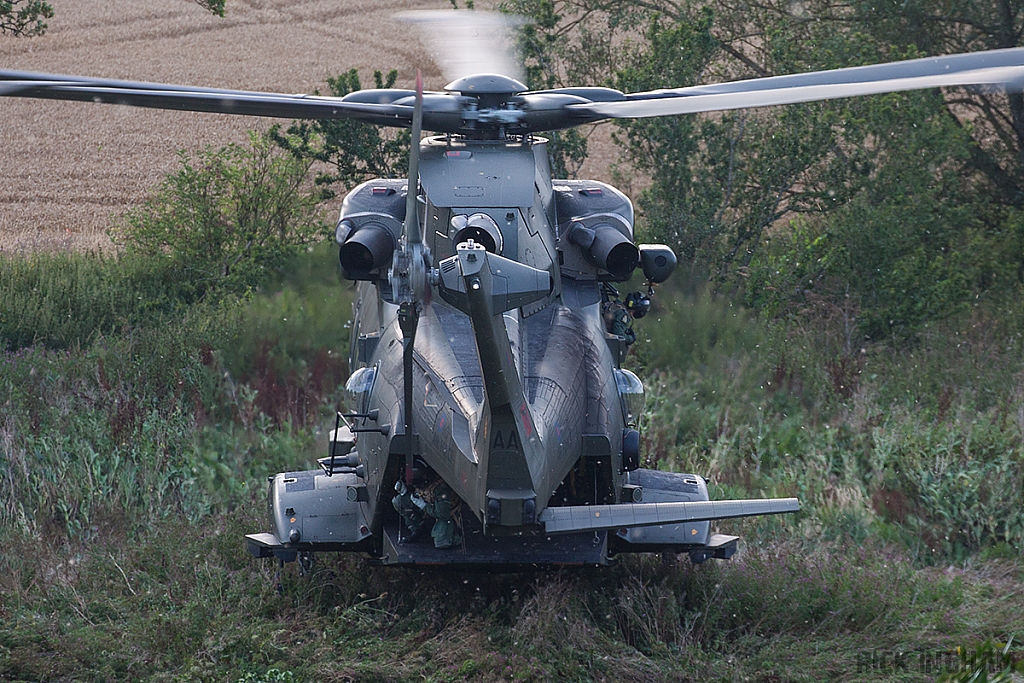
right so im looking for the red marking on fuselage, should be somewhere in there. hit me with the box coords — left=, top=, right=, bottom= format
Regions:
left=519, top=402, right=533, bottom=439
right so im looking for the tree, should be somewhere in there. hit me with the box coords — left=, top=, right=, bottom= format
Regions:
left=0, top=0, right=52, bottom=36
left=269, top=69, right=410, bottom=197
left=678, top=0, right=1024, bottom=213
left=796, top=0, right=1024, bottom=204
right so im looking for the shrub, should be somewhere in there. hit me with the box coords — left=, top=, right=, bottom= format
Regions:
left=116, top=131, right=328, bottom=301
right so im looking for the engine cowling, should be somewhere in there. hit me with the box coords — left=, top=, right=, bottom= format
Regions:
left=568, top=222, right=640, bottom=279
left=335, top=179, right=406, bottom=280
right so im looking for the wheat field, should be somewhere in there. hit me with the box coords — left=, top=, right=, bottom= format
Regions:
left=0, top=0, right=507, bottom=251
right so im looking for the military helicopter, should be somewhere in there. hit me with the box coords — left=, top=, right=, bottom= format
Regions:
left=4, top=14, right=1024, bottom=568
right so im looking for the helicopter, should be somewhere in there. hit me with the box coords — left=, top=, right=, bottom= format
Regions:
left=5, top=14, right=1024, bottom=568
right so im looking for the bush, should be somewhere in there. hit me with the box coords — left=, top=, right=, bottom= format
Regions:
left=116, top=131, right=328, bottom=301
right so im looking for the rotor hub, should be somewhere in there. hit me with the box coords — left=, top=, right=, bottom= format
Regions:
left=444, top=73, right=527, bottom=96
left=445, top=73, right=526, bottom=113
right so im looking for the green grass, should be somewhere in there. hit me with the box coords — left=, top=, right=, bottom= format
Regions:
left=0, top=240, right=353, bottom=533
left=631, top=278, right=1024, bottom=564
left=0, top=251, right=202, bottom=351
left=2, top=511, right=1021, bottom=681
left=2, top=244, right=1024, bottom=682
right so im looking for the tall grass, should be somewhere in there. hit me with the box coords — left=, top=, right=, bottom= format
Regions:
left=0, top=242, right=351, bottom=543
left=2, top=234, right=1023, bottom=680
left=631, top=279, right=1024, bottom=564
left=0, top=251, right=200, bottom=351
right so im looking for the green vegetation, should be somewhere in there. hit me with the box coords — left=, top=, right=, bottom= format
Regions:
left=634, top=280, right=1024, bottom=563
left=2, top=165, right=1023, bottom=683
left=0, top=0, right=52, bottom=36
left=117, top=132, right=326, bottom=302
left=508, top=0, right=1024, bottom=346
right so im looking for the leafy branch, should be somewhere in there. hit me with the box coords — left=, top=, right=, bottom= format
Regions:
left=0, top=0, right=53, bottom=36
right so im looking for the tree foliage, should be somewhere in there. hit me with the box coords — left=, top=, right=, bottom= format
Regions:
left=195, top=0, right=225, bottom=17
left=269, top=69, right=410, bottom=197
left=506, top=0, right=1024, bottom=341
left=0, top=0, right=52, bottom=36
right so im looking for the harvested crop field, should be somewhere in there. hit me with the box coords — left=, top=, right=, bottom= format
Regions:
left=0, top=0, right=489, bottom=252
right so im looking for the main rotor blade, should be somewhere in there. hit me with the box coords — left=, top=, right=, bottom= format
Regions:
left=574, top=47, right=1024, bottom=118
left=0, top=69, right=413, bottom=126
left=7, top=47, right=1024, bottom=135
left=0, top=68, right=305, bottom=95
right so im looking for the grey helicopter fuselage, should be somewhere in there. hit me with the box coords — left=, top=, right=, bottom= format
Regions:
left=247, top=130, right=794, bottom=567
left=345, top=135, right=634, bottom=540
left=240, top=78, right=798, bottom=568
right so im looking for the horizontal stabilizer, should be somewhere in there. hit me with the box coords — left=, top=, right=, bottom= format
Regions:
left=540, top=498, right=799, bottom=534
